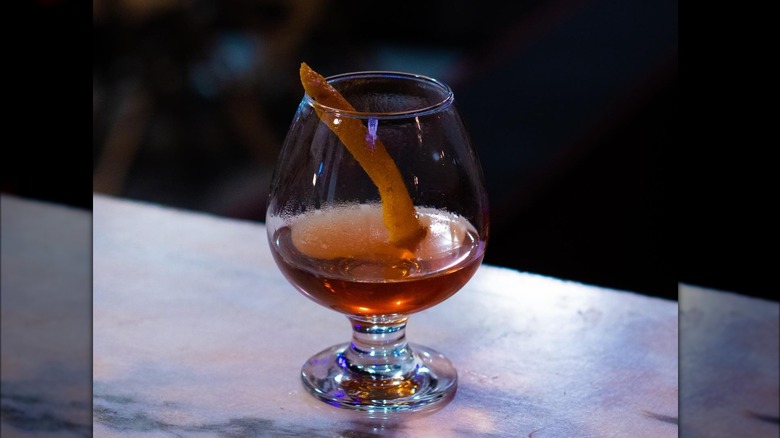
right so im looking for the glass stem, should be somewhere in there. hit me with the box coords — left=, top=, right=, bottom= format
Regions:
left=343, top=316, right=417, bottom=380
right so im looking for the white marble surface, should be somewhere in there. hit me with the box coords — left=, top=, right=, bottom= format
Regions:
left=5, top=193, right=777, bottom=437
left=679, top=284, right=779, bottom=437
left=91, top=194, right=678, bottom=437
left=1, top=195, right=92, bottom=437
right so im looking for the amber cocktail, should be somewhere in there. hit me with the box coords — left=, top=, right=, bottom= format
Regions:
left=266, top=64, right=489, bottom=415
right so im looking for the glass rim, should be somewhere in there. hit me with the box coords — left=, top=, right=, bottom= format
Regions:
left=303, top=70, right=455, bottom=120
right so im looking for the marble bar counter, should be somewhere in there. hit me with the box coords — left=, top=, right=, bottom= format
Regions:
left=0, top=193, right=685, bottom=436
left=88, top=193, right=678, bottom=437
left=679, top=284, right=779, bottom=437
left=4, top=194, right=777, bottom=437
left=1, top=195, right=92, bottom=437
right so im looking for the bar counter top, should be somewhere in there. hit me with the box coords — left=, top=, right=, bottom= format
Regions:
left=89, top=194, right=678, bottom=437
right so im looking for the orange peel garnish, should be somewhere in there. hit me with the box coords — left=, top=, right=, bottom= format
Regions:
left=299, top=62, right=426, bottom=250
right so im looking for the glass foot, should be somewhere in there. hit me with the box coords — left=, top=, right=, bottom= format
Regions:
left=300, top=342, right=457, bottom=416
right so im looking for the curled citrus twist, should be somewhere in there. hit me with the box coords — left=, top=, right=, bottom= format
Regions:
left=299, top=62, right=426, bottom=250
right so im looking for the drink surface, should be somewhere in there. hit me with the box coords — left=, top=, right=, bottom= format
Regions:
left=270, top=204, right=485, bottom=316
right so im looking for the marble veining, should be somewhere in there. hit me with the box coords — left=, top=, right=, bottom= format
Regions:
left=1, top=381, right=91, bottom=437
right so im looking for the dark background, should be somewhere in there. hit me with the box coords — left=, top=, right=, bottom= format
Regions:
left=3, top=0, right=773, bottom=302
